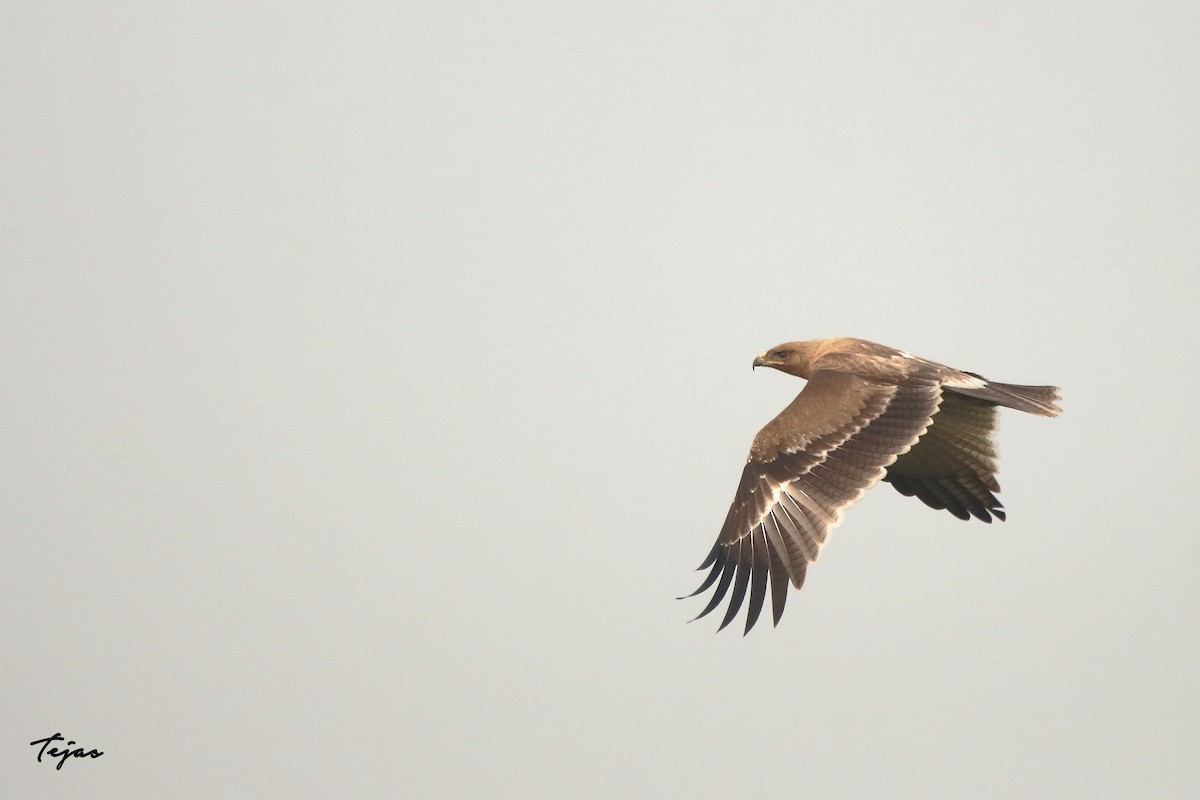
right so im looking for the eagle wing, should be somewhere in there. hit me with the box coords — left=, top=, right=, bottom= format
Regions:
left=883, top=391, right=1005, bottom=522
left=687, top=369, right=943, bottom=634
left=882, top=372, right=1060, bottom=520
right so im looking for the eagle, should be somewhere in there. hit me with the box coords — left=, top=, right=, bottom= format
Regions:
left=686, top=337, right=1061, bottom=634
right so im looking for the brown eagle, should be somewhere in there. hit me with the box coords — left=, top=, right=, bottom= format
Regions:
left=686, top=337, right=1061, bottom=634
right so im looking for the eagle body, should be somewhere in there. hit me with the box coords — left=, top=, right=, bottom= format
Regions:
left=688, top=337, right=1061, bottom=634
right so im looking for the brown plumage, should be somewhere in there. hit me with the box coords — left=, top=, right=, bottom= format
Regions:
left=686, top=337, right=1061, bottom=634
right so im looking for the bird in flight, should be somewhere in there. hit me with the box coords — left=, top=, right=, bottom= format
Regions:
left=686, top=337, right=1061, bottom=634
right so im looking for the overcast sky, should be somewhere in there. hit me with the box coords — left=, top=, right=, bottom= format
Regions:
left=3, top=2, right=1198, bottom=797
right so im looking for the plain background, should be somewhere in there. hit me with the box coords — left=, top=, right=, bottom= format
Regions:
left=3, top=2, right=1198, bottom=797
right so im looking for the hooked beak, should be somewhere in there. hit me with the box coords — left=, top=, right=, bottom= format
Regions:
left=752, top=355, right=767, bottom=370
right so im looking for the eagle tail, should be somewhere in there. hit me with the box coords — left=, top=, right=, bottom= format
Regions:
left=945, top=375, right=1062, bottom=417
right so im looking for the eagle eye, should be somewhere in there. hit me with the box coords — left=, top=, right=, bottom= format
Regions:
left=772, top=350, right=791, bottom=359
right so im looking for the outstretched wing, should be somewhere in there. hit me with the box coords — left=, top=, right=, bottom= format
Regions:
left=687, top=370, right=943, bottom=634
left=883, top=392, right=1005, bottom=522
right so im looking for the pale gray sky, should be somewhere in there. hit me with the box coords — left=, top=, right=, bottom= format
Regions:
left=3, top=2, right=1198, bottom=797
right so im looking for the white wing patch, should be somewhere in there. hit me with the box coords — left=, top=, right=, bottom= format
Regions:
left=944, top=374, right=988, bottom=389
